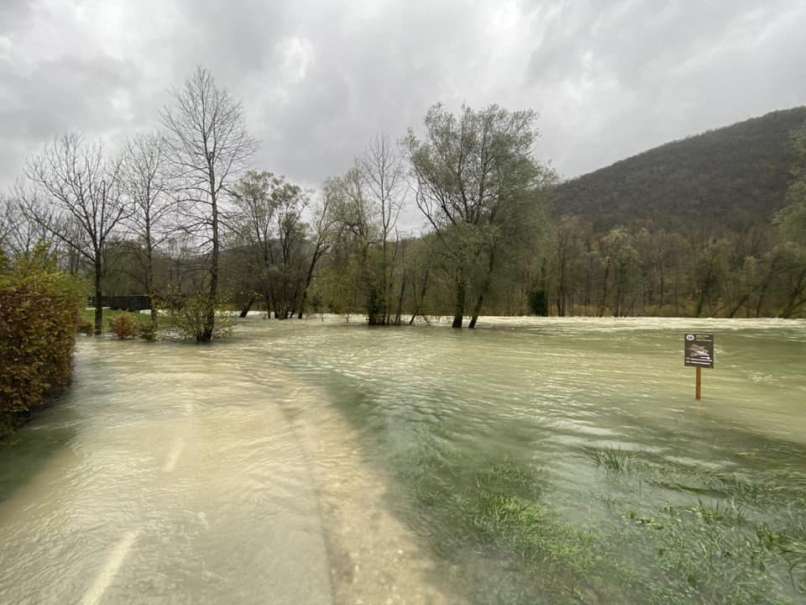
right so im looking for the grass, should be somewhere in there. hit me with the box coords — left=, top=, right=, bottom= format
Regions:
left=585, top=446, right=635, bottom=472
left=387, top=438, right=806, bottom=604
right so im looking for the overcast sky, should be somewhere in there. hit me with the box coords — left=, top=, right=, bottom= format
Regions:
left=2, top=0, right=806, bottom=195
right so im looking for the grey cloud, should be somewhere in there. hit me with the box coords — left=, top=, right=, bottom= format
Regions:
left=1, top=0, right=804, bottom=193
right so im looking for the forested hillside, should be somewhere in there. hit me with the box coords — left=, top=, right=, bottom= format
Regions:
left=554, top=107, right=806, bottom=231
left=539, top=107, right=806, bottom=318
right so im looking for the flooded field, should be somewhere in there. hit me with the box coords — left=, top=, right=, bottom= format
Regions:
left=1, top=316, right=805, bottom=604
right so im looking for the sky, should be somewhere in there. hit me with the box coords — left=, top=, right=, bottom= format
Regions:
left=2, top=0, right=806, bottom=198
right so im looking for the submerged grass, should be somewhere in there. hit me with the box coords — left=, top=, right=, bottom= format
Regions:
left=393, top=444, right=634, bottom=604
left=390, top=440, right=806, bottom=604
left=585, top=446, right=635, bottom=472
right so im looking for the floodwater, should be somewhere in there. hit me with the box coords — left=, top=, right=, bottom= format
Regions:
left=1, top=316, right=805, bottom=604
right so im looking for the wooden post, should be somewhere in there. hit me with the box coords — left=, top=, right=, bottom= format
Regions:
left=695, top=366, right=702, bottom=400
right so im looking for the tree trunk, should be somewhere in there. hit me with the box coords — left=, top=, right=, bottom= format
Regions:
left=755, top=256, right=779, bottom=317
left=781, top=268, right=806, bottom=318
left=452, top=272, right=466, bottom=329
left=145, top=240, right=158, bottom=326
left=409, top=267, right=430, bottom=325
left=469, top=245, right=497, bottom=329
left=598, top=260, right=610, bottom=317
left=394, top=272, right=407, bottom=325
left=239, top=296, right=255, bottom=318
left=297, top=246, right=324, bottom=319
left=200, top=180, right=219, bottom=343
left=94, top=257, right=103, bottom=335
left=727, top=293, right=750, bottom=318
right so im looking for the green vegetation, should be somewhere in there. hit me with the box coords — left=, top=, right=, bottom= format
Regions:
left=554, top=107, right=806, bottom=230
left=539, top=114, right=806, bottom=318
left=390, top=438, right=806, bottom=604
left=108, top=313, right=139, bottom=339
left=0, top=249, right=82, bottom=436
left=3, top=64, right=803, bottom=325
left=163, top=295, right=234, bottom=342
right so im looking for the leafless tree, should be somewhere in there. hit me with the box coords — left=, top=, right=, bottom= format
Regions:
left=161, top=66, right=256, bottom=342
left=23, top=134, right=127, bottom=334
left=0, top=192, right=57, bottom=260
left=121, top=133, right=174, bottom=325
left=359, top=134, right=405, bottom=323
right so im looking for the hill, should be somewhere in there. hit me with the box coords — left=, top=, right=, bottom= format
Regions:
left=552, top=106, right=806, bottom=231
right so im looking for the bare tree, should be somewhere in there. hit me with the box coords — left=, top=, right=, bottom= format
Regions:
left=359, top=134, right=405, bottom=323
left=23, top=134, right=127, bottom=334
left=121, top=133, right=174, bottom=325
left=161, top=66, right=256, bottom=342
left=1, top=191, right=62, bottom=263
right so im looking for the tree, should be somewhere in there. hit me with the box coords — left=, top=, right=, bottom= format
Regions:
left=296, top=194, right=336, bottom=318
left=325, top=167, right=380, bottom=322
left=358, top=134, right=405, bottom=323
left=270, top=180, right=309, bottom=318
left=0, top=194, right=53, bottom=260
left=23, top=134, right=127, bottom=334
left=407, top=104, right=546, bottom=328
left=771, top=126, right=806, bottom=317
left=161, top=66, right=256, bottom=342
left=121, top=133, right=173, bottom=325
left=230, top=170, right=311, bottom=319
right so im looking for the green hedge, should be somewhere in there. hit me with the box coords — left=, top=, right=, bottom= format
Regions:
left=0, top=251, right=83, bottom=436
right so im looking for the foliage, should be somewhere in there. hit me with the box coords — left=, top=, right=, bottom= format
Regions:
left=137, top=317, right=158, bottom=341
left=0, top=249, right=82, bottom=436
left=108, top=313, right=138, bottom=339
left=406, top=103, right=552, bottom=327
left=163, top=295, right=233, bottom=342
left=554, top=107, right=806, bottom=231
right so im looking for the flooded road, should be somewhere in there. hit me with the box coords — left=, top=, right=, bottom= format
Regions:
left=1, top=316, right=805, bottom=603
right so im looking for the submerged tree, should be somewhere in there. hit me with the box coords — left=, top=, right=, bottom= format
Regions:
left=230, top=170, right=312, bottom=319
left=161, top=66, right=256, bottom=342
left=407, top=103, right=548, bottom=328
left=23, top=134, right=127, bottom=334
left=358, top=134, right=405, bottom=324
left=121, top=133, right=173, bottom=326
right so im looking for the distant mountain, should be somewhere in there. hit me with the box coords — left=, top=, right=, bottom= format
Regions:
left=552, top=107, right=806, bottom=231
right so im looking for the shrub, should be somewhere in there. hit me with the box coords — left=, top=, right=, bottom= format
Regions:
left=137, top=317, right=157, bottom=341
left=108, top=313, right=138, bottom=339
left=77, top=319, right=94, bottom=335
left=0, top=250, right=83, bottom=436
left=164, top=294, right=233, bottom=342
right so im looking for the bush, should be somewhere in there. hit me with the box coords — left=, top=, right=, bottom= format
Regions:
left=108, top=313, right=138, bottom=339
left=137, top=317, right=157, bottom=341
left=164, top=294, right=233, bottom=342
left=0, top=250, right=83, bottom=436
left=77, top=319, right=94, bottom=335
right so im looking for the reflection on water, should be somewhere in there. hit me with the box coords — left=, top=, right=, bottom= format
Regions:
left=0, top=316, right=804, bottom=603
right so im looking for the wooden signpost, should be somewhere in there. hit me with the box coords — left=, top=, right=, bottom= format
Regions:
left=684, top=333, right=714, bottom=400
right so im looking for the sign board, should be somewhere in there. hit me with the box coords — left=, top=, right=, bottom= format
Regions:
left=684, top=333, right=714, bottom=368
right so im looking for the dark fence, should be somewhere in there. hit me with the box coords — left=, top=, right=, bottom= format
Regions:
left=88, top=295, right=151, bottom=311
